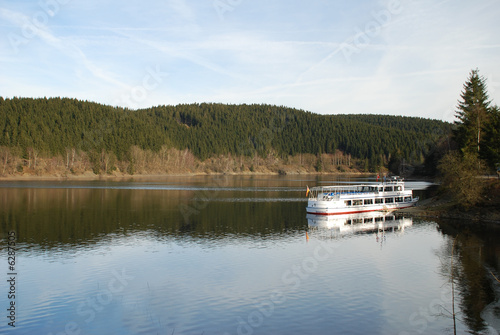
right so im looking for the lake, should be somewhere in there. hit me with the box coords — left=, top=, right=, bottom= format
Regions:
left=0, top=175, right=499, bottom=335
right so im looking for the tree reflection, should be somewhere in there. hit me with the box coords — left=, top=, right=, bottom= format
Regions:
left=0, top=186, right=306, bottom=252
left=436, top=221, right=499, bottom=334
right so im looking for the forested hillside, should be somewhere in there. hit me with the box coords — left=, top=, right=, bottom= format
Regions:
left=0, top=97, right=451, bottom=176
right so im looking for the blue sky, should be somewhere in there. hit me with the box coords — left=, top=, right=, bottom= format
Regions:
left=0, top=0, right=499, bottom=121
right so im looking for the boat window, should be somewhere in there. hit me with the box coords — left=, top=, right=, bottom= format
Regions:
left=395, top=186, right=402, bottom=191
left=384, top=186, right=393, bottom=192
left=364, top=199, right=373, bottom=205
left=353, top=219, right=363, bottom=224
left=375, top=217, right=384, bottom=222
left=404, top=196, right=412, bottom=202
left=385, top=198, right=394, bottom=204
left=375, top=198, right=384, bottom=204
left=395, top=197, right=403, bottom=202
left=345, top=200, right=352, bottom=206
left=364, top=218, right=373, bottom=223
left=353, top=200, right=363, bottom=206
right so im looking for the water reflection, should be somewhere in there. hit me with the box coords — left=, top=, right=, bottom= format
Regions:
left=307, top=212, right=412, bottom=239
left=436, top=221, right=500, bottom=334
left=0, top=184, right=306, bottom=254
left=0, top=178, right=499, bottom=335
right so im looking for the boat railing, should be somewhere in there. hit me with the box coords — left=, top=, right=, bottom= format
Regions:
left=309, top=185, right=377, bottom=199
left=308, top=182, right=407, bottom=200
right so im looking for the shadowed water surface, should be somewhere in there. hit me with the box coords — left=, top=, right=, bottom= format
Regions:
left=0, top=175, right=499, bottom=334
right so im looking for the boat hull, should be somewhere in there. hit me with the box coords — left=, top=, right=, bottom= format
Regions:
left=306, top=200, right=417, bottom=215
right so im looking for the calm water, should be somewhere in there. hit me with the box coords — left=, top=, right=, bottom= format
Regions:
left=0, top=175, right=499, bottom=335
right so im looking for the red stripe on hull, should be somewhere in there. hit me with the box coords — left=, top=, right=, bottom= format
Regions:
left=306, top=204, right=416, bottom=216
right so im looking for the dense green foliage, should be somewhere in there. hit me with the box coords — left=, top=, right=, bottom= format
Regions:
left=439, top=69, right=499, bottom=208
left=453, top=69, right=500, bottom=169
left=482, top=106, right=500, bottom=167
left=0, top=97, right=451, bottom=166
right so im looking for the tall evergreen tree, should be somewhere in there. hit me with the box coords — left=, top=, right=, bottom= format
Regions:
left=482, top=105, right=500, bottom=168
left=454, top=69, right=491, bottom=156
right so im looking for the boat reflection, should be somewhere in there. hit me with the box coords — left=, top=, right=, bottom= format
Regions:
left=307, top=212, right=412, bottom=239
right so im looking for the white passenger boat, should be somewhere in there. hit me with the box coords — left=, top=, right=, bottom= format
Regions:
left=306, top=177, right=418, bottom=215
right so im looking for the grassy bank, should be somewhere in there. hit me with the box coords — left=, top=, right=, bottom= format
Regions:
left=397, top=179, right=500, bottom=223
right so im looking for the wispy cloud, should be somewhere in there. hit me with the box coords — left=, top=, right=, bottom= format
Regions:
left=0, top=6, right=130, bottom=91
left=168, top=0, right=196, bottom=22
left=0, top=0, right=499, bottom=120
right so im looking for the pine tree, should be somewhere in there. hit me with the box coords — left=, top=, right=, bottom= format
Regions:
left=454, top=69, right=491, bottom=156
left=482, top=105, right=500, bottom=169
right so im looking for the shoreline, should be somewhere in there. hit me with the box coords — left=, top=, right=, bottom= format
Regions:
left=0, top=170, right=374, bottom=181
left=396, top=194, right=500, bottom=224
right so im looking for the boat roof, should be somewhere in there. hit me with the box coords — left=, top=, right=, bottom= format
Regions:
left=310, top=181, right=404, bottom=191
